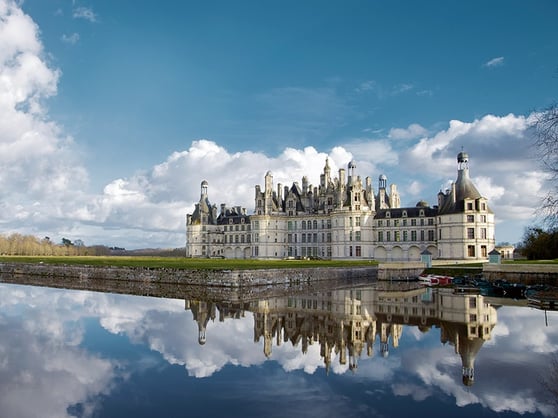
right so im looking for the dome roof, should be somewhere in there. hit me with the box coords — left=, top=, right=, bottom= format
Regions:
left=201, top=180, right=208, bottom=187
left=416, top=200, right=429, bottom=207
left=379, top=174, right=387, bottom=180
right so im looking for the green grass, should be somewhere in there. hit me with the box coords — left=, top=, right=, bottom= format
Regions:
left=0, top=255, right=379, bottom=270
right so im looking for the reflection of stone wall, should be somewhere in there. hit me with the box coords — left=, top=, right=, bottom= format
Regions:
left=0, top=263, right=378, bottom=287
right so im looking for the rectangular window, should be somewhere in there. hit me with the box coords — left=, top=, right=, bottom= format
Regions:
left=469, top=297, right=477, bottom=308
left=378, top=220, right=383, bottom=227
left=481, top=228, right=487, bottom=239
left=467, top=202, right=474, bottom=210
left=356, top=246, right=362, bottom=257
left=395, top=231, right=400, bottom=241
left=355, top=231, right=361, bottom=241
left=356, top=217, right=361, bottom=226
left=467, top=228, right=475, bottom=239
left=411, top=230, right=417, bottom=241
left=386, top=231, right=391, bottom=241
left=468, top=245, right=475, bottom=257
left=420, top=230, right=425, bottom=241
left=411, top=219, right=417, bottom=226
left=403, top=231, right=408, bottom=241
left=467, top=215, right=474, bottom=222
left=378, top=231, right=383, bottom=242
left=428, top=230, right=435, bottom=241
left=481, top=245, right=487, bottom=257
left=428, top=218, right=434, bottom=226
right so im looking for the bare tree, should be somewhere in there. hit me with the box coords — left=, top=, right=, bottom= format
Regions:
left=533, top=103, right=558, bottom=228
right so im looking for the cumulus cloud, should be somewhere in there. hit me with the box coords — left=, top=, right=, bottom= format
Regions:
left=483, top=56, right=505, bottom=68
left=389, top=123, right=428, bottom=140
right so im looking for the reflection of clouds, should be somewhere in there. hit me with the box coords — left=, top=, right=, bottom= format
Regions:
left=495, top=307, right=558, bottom=353
left=389, top=309, right=558, bottom=417
left=0, top=286, right=116, bottom=418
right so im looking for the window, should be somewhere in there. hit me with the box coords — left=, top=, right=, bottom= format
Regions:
left=467, top=202, right=473, bottom=210
left=467, top=228, right=475, bottom=239
left=355, top=217, right=361, bottom=226
left=356, top=246, right=362, bottom=257
left=468, top=245, right=475, bottom=257
left=313, top=220, right=318, bottom=229
left=403, top=231, right=408, bottom=241
left=403, top=219, right=407, bottom=226
left=481, top=245, right=487, bottom=257
left=428, top=230, right=435, bottom=241
left=402, top=210, right=407, bottom=217
left=378, top=220, right=383, bottom=227
left=481, top=215, right=487, bottom=223
left=395, top=231, right=400, bottom=241
left=411, top=219, right=417, bottom=226
left=378, top=231, right=383, bottom=242
left=411, top=230, right=417, bottom=241
left=394, top=219, right=399, bottom=227
left=386, top=211, right=391, bottom=218
left=467, top=215, right=474, bottom=222
left=469, top=297, right=477, bottom=308
left=355, top=231, right=361, bottom=241
left=349, top=231, right=353, bottom=241
left=481, top=228, right=487, bottom=239
left=302, top=221, right=306, bottom=230
left=428, top=218, right=434, bottom=226
left=386, top=231, right=391, bottom=241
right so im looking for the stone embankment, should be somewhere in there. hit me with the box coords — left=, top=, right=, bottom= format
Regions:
left=0, top=262, right=386, bottom=301
left=483, top=264, right=558, bottom=284
left=0, top=262, right=379, bottom=288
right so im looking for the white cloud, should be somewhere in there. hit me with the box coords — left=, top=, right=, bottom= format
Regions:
left=388, top=123, right=428, bottom=140
left=73, top=6, right=96, bottom=22
left=61, top=32, right=79, bottom=44
left=484, top=56, right=505, bottom=68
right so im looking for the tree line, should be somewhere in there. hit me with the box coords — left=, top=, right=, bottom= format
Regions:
left=0, top=234, right=112, bottom=256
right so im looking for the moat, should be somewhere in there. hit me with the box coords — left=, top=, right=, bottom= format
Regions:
left=0, top=273, right=557, bottom=418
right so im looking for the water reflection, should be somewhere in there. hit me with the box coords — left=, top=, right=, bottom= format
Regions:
left=188, top=285, right=496, bottom=386
left=0, top=279, right=556, bottom=418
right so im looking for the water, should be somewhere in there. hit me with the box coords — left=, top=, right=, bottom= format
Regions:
left=0, top=278, right=556, bottom=418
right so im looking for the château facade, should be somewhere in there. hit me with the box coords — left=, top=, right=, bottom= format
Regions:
left=186, top=151, right=495, bottom=261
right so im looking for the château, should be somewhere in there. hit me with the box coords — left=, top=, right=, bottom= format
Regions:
left=186, top=151, right=495, bottom=261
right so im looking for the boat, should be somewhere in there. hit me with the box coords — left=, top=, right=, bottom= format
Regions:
left=418, top=274, right=453, bottom=286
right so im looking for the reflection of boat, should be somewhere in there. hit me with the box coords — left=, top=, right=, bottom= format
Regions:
left=418, top=274, right=453, bottom=286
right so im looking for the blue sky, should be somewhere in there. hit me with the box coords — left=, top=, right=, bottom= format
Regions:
left=0, top=0, right=557, bottom=248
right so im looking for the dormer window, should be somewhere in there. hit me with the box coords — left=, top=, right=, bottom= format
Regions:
left=402, top=210, right=407, bottom=218
left=419, top=210, right=425, bottom=217
left=386, top=211, right=391, bottom=218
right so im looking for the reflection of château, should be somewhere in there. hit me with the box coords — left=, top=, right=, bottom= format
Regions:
left=185, top=285, right=497, bottom=386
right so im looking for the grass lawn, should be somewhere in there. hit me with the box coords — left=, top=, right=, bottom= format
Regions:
left=0, top=255, right=379, bottom=270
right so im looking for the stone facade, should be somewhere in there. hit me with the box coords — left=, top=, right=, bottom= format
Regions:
left=186, top=151, right=495, bottom=261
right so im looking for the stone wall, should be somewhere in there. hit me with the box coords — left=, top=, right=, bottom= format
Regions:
left=483, top=264, right=558, bottom=285
left=0, top=262, right=378, bottom=288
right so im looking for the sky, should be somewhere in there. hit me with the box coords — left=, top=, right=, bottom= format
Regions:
left=0, top=0, right=557, bottom=249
